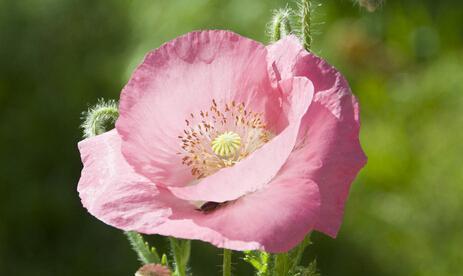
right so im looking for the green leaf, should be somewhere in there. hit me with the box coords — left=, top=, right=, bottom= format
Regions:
left=243, top=250, right=270, bottom=275
left=124, top=231, right=160, bottom=264
left=292, top=260, right=320, bottom=276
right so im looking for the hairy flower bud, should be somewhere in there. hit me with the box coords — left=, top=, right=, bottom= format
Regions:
left=135, top=264, right=171, bottom=276
left=81, top=99, right=119, bottom=138
left=268, top=8, right=293, bottom=42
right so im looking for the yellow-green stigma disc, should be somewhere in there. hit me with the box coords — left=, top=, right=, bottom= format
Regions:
left=211, top=131, right=241, bottom=157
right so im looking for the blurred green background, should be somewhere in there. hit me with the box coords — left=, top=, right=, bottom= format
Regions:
left=1, top=0, right=462, bottom=275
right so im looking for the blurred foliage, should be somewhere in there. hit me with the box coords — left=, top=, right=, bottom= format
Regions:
left=0, top=0, right=462, bottom=275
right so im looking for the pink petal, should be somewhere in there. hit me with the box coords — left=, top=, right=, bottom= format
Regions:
left=77, top=129, right=320, bottom=253
left=116, top=30, right=283, bottom=187
left=268, top=36, right=367, bottom=237
left=154, top=169, right=320, bottom=253
left=168, top=77, right=314, bottom=202
left=267, top=35, right=338, bottom=93
left=77, top=130, right=173, bottom=230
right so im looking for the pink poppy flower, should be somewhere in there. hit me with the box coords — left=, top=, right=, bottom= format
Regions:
left=77, top=31, right=366, bottom=253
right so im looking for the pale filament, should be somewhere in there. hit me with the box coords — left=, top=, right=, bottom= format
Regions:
left=178, top=100, right=272, bottom=179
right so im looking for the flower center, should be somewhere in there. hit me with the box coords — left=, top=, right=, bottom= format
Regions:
left=178, top=100, right=272, bottom=179
left=211, top=131, right=241, bottom=157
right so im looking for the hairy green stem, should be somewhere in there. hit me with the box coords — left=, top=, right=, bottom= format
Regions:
left=169, top=238, right=191, bottom=276
left=223, top=249, right=232, bottom=276
left=299, top=0, right=312, bottom=50
left=124, top=231, right=160, bottom=264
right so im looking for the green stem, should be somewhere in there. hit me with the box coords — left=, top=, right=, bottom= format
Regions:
left=169, top=238, right=191, bottom=276
left=273, top=253, right=290, bottom=276
left=299, top=0, right=312, bottom=50
left=223, top=249, right=232, bottom=276
left=124, top=231, right=160, bottom=264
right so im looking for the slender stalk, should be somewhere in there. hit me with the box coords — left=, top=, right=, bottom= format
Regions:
left=124, top=231, right=160, bottom=264
left=169, top=238, right=191, bottom=276
left=223, top=249, right=232, bottom=276
left=298, top=0, right=312, bottom=50
left=273, top=253, right=290, bottom=276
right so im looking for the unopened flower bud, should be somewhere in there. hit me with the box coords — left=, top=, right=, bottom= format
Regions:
left=81, top=99, right=118, bottom=138
left=267, top=8, right=293, bottom=42
left=135, top=264, right=171, bottom=276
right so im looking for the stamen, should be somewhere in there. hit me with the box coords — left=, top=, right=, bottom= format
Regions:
left=179, top=100, right=272, bottom=179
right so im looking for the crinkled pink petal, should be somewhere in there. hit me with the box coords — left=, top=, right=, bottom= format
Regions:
left=267, top=36, right=367, bottom=237
left=77, top=130, right=173, bottom=230
left=169, top=77, right=314, bottom=202
left=157, top=174, right=320, bottom=253
left=116, top=30, right=283, bottom=188
left=267, top=35, right=338, bottom=93
left=78, top=128, right=320, bottom=253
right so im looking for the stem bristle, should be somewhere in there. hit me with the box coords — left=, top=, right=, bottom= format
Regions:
left=124, top=231, right=160, bottom=265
